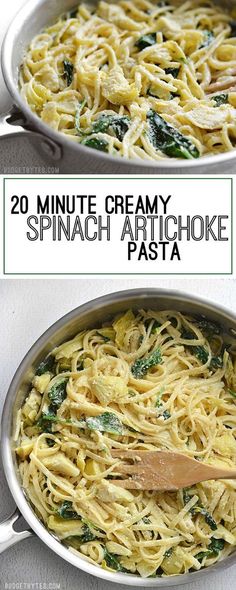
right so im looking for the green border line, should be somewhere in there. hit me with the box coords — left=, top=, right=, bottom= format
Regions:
left=3, top=176, right=233, bottom=276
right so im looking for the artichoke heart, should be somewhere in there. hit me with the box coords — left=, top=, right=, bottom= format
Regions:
left=101, top=66, right=139, bottom=105
left=90, top=375, right=128, bottom=405
left=42, top=452, right=80, bottom=477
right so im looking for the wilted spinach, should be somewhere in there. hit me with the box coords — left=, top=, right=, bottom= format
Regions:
left=195, top=318, right=221, bottom=336
left=48, top=379, right=68, bottom=411
left=63, top=60, right=74, bottom=86
left=195, top=537, right=225, bottom=562
left=90, top=115, right=130, bottom=141
left=147, top=110, right=199, bottom=159
left=199, top=30, right=214, bottom=49
left=36, top=355, right=55, bottom=376
left=165, top=67, right=180, bottom=78
left=103, top=548, right=128, bottom=572
left=86, top=412, right=124, bottom=434
left=135, top=33, right=156, bottom=50
left=76, top=112, right=130, bottom=141
left=164, top=547, right=173, bottom=558
left=183, top=489, right=217, bottom=530
left=131, top=347, right=162, bottom=378
left=210, top=355, right=223, bottom=369
left=194, top=346, right=209, bottom=364
left=213, top=93, right=228, bottom=107
left=58, top=501, right=79, bottom=519
left=81, top=137, right=109, bottom=152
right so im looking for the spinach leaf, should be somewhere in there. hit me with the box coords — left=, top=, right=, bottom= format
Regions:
left=195, top=549, right=212, bottom=562
left=199, top=30, right=214, bottom=49
left=131, top=347, right=162, bottom=378
left=64, top=521, right=100, bottom=547
left=36, top=355, right=55, bottom=375
left=229, top=21, right=236, bottom=37
left=194, top=506, right=217, bottom=530
left=183, top=489, right=217, bottom=530
left=135, top=33, right=156, bottom=50
left=208, top=537, right=224, bottom=554
left=65, top=524, right=99, bottom=549
left=81, top=137, right=109, bottom=152
left=37, top=413, right=87, bottom=435
left=213, top=93, right=228, bottom=107
left=77, top=114, right=130, bottom=141
left=164, top=547, right=173, bottom=558
left=86, top=412, right=124, bottom=434
left=91, top=115, right=130, bottom=141
left=37, top=410, right=59, bottom=433
left=147, top=109, right=199, bottom=159
left=103, top=548, right=127, bottom=572
left=80, top=524, right=96, bottom=543
left=194, top=346, right=209, bottom=364
left=58, top=501, right=79, bottom=519
left=195, top=318, right=221, bottom=336
left=109, top=116, right=130, bottom=141
left=182, top=323, right=222, bottom=366
left=181, top=332, right=209, bottom=364
left=63, top=60, right=74, bottom=86
left=37, top=411, right=83, bottom=435
left=48, top=379, right=68, bottom=410
left=195, top=537, right=224, bottom=562
left=210, top=355, right=223, bottom=369
left=165, top=67, right=180, bottom=78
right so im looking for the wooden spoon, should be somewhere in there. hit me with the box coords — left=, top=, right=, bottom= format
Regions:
left=110, top=450, right=236, bottom=490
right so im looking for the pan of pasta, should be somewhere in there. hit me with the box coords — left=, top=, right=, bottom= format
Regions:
left=1, top=0, right=236, bottom=173
left=1, top=288, right=236, bottom=586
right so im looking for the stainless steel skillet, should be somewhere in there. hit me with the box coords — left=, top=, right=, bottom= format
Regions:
left=1, top=0, right=236, bottom=173
left=1, top=288, right=236, bottom=585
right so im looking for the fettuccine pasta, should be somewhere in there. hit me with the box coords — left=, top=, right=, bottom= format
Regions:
left=16, top=309, right=236, bottom=577
left=19, top=0, right=236, bottom=161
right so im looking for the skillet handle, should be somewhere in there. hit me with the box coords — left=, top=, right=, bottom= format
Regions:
left=0, top=106, right=62, bottom=161
left=0, top=507, right=34, bottom=553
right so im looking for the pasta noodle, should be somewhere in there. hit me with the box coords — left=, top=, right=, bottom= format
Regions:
left=19, top=0, right=236, bottom=161
left=16, top=309, right=236, bottom=578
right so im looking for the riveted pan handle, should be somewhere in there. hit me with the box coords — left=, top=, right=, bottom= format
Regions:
left=0, top=106, right=62, bottom=161
left=0, top=507, right=34, bottom=553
